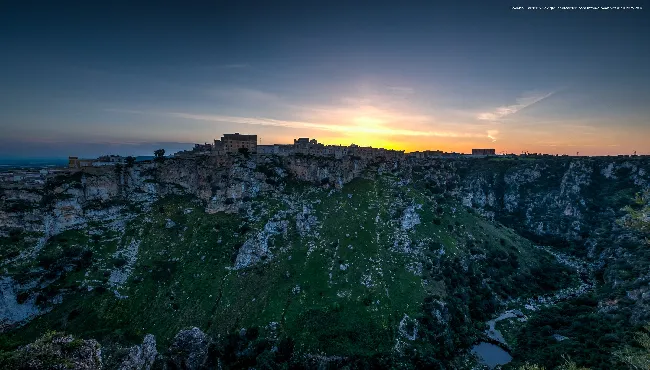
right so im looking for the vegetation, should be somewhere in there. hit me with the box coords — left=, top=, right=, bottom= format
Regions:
left=503, top=182, right=650, bottom=370
left=125, top=156, right=136, bottom=168
left=509, top=296, right=631, bottom=369
left=154, top=149, right=165, bottom=162
left=620, top=190, right=650, bottom=237
left=614, top=324, right=650, bottom=369
left=517, top=357, right=591, bottom=370
left=0, top=331, right=100, bottom=370
left=0, top=174, right=580, bottom=368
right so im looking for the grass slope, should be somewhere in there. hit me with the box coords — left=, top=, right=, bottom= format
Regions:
left=1, top=174, right=577, bottom=366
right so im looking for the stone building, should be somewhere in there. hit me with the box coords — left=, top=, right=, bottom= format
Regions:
left=409, top=150, right=444, bottom=159
left=97, top=155, right=126, bottom=163
left=472, top=149, right=496, bottom=156
left=93, top=155, right=126, bottom=166
left=325, top=145, right=349, bottom=159
left=192, top=143, right=213, bottom=153
left=257, top=144, right=294, bottom=156
left=293, top=138, right=310, bottom=146
left=68, top=156, right=94, bottom=168
left=220, top=133, right=258, bottom=154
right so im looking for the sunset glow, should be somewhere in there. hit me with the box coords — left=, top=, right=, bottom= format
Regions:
left=1, top=2, right=648, bottom=158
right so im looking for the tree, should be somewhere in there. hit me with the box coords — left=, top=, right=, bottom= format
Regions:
left=238, top=147, right=250, bottom=158
left=125, top=156, right=136, bottom=168
left=154, top=149, right=165, bottom=162
left=518, top=364, right=545, bottom=370
left=516, top=357, right=591, bottom=370
left=614, top=324, right=650, bottom=369
left=620, top=190, right=650, bottom=243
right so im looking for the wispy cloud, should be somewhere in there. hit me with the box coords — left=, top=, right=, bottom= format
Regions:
left=114, top=108, right=488, bottom=139
left=386, top=86, right=415, bottom=94
left=167, top=112, right=486, bottom=138
left=108, top=78, right=505, bottom=143
left=487, top=129, right=499, bottom=142
left=477, top=90, right=556, bottom=121
left=208, top=87, right=284, bottom=105
left=296, top=103, right=432, bottom=126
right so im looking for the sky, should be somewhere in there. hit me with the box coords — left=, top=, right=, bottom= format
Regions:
left=1, top=0, right=649, bottom=157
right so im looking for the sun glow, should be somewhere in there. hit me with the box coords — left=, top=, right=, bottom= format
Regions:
left=352, top=116, right=386, bottom=127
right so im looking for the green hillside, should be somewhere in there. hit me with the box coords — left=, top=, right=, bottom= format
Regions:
left=0, top=172, right=577, bottom=368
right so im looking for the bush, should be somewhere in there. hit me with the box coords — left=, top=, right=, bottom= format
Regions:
left=112, top=257, right=128, bottom=268
left=154, top=149, right=165, bottom=162
left=16, top=292, right=29, bottom=304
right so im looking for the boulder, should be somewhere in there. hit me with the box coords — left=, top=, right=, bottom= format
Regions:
left=119, top=334, right=157, bottom=370
left=168, top=327, right=210, bottom=370
left=10, top=332, right=102, bottom=370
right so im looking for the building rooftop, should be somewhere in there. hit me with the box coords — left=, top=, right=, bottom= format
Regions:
left=222, top=133, right=257, bottom=141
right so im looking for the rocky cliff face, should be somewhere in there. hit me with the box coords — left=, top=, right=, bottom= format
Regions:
left=414, top=157, right=649, bottom=250
left=5, top=156, right=645, bottom=249
left=0, top=155, right=367, bottom=238
left=412, top=156, right=650, bottom=330
left=0, top=154, right=385, bottom=329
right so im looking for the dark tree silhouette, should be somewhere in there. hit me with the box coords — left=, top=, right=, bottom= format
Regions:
left=154, top=149, right=165, bottom=162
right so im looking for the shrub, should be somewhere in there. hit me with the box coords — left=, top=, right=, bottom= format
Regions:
left=16, top=292, right=29, bottom=304
left=112, top=257, right=128, bottom=268
left=154, top=149, right=165, bottom=162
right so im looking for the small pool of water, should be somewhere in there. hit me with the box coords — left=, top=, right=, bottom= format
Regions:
left=471, top=342, right=512, bottom=368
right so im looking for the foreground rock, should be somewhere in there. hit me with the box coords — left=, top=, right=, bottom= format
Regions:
left=119, top=334, right=158, bottom=370
left=168, top=327, right=211, bottom=370
left=2, top=332, right=102, bottom=369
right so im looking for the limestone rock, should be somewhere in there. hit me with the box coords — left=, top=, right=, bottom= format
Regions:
left=0, top=276, right=42, bottom=331
left=12, top=332, right=102, bottom=370
left=119, top=334, right=157, bottom=370
left=234, top=219, right=288, bottom=269
left=400, top=206, right=421, bottom=231
left=168, top=327, right=210, bottom=370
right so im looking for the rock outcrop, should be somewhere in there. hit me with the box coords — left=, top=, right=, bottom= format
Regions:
left=234, top=218, right=289, bottom=270
left=168, top=327, right=211, bottom=370
left=118, top=334, right=158, bottom=370
left=7, top=332, right=102, bottom=370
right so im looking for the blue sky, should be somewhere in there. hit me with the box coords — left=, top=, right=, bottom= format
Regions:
left=1, top=0, right=648, bottom=157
